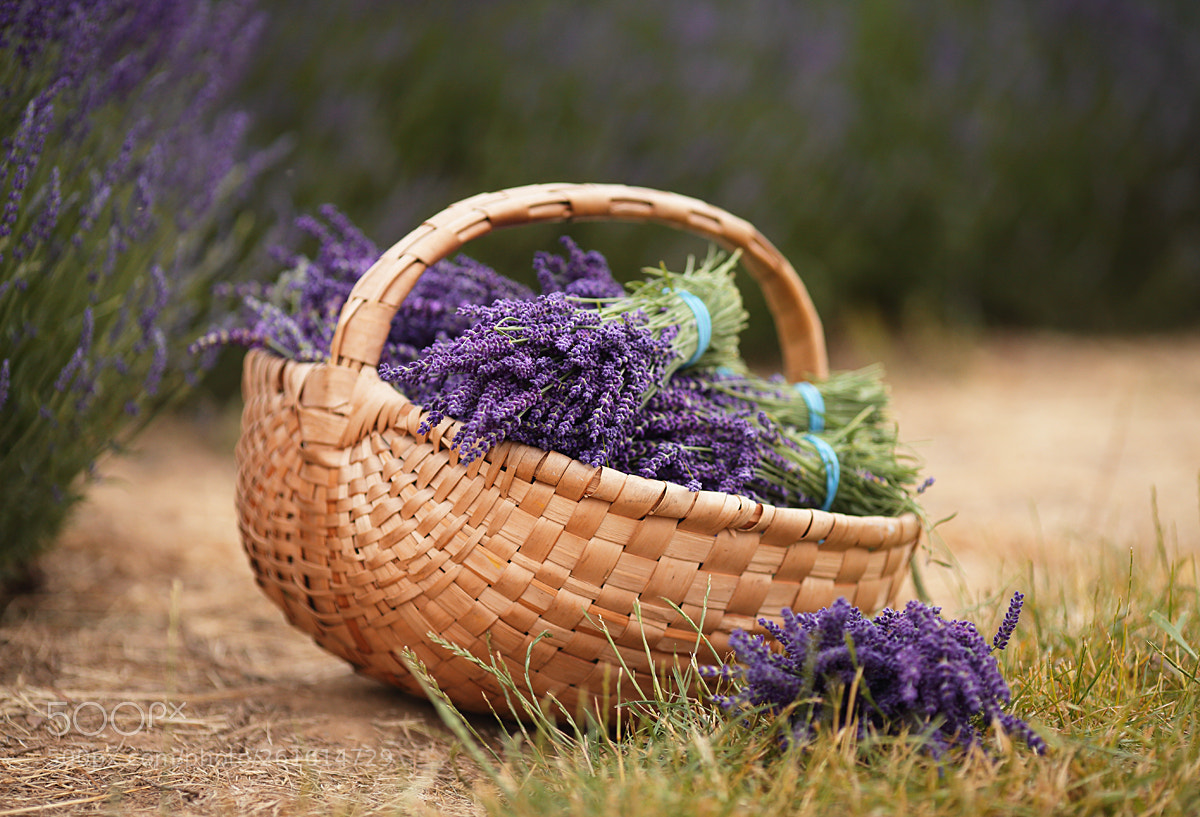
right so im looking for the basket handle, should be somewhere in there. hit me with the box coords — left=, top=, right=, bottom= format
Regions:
left=328, top=183, right=828, bottom=381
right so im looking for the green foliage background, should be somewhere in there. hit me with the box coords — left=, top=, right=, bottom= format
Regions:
left=240, top=0, right=1200, bottom=360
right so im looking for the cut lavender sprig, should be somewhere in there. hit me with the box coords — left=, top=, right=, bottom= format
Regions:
left=534, top=235, right=626, bottom=300
left=703, top=593, right=1044, bottom=757
left=991, top=591, right=1025, bottom=653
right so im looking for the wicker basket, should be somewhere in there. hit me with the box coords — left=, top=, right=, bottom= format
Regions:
left=236, top=183, right=922, bottom=714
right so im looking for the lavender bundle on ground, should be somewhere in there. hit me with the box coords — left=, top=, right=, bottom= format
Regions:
left=703, top=593, right=1044, bottom=757
left=381, top=249, right=748, bottom=466
left=0, top=0, right=267, bottom=580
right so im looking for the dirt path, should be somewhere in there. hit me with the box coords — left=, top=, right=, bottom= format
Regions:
left=1, top=332, right=1197, bottom=813
left=1, top=404, right=489, bottom=814
left=885, top=332, right=1200, bottom=601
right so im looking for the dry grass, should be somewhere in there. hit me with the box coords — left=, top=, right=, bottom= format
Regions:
left=2, top=332, right=1198, bottom=814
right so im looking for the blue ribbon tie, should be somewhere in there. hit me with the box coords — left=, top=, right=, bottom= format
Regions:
left=674, top=289, right=712, bottom=366
left=795, top=381, right=825, bottom=432
left=804, top=433, right=840, bottom=512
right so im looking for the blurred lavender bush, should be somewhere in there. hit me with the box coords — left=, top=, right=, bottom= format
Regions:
left=0, top=0, right=268, bottom=580
left=242, top=0, right=1200, bottom=344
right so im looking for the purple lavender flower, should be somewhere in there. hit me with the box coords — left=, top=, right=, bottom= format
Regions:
left=137, top=264, right=169, bottom=334
left=52, top=308, right=94, bottom=392
left=192, top=206, right=537, bottom=366
left=0, top=359, right=10, bottom=412
left=991, top=591, right=1024, bottom=652
left=533, top=235, right=625, bottom=300
left=703, top=593, right=1044, bottom=757
left=612, top=372, right=764, bottom=493
left=19, top=165, right=62, bottom=257
left=143, top=327, right=167, bottom=396
left=381, top=294, right=678, bottom=466
left=385, top=255, right=535, bottom=364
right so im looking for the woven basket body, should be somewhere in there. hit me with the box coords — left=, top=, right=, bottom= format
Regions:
left=235, top=183, right=922, bottom=714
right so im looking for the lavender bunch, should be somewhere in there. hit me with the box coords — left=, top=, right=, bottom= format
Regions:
left=192, top=206, right=534, bottom=366
left=381, top=248, right=748, bottom=466
left=383, top=295, right=679, bottom=466
left=701, top=364, right=920, bottom=512
left=0, top=0, right=269, bottom=580
left=708, top=365, right=894, bottom=438
left=750, top=415, right=923, bottom=518
left=704, top=593, right=1044, bottom=757
left=611, top=371, right=763, bottom=494
left=597, top=248, right=748, bottom=373
left=615, top=371, right=923, bottom=517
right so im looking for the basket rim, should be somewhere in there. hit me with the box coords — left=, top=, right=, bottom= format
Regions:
left=326, top=182, right=829, bottom=382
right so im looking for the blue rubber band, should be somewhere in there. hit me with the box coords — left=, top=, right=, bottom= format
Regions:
left=794, top=381, right=826, bottom=432
left=674, top=289, right=712, bottom=366
left=804, top=433, right=840, bottom=512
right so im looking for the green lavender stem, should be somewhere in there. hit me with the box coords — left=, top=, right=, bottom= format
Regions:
left=585, top=247, right=749, bottom=379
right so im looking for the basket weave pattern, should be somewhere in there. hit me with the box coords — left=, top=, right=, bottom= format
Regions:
left=235, top=184, right=922, bottom=712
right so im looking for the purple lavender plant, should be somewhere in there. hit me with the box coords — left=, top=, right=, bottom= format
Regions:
left=0, top=358, right=10, bottom=412
left=704, top=593, right=1044, bottom=757
left=1, top=0, right=268, bottom=580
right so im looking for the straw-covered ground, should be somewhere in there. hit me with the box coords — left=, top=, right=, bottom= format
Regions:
left=2, top=331, right=1198, bottom=815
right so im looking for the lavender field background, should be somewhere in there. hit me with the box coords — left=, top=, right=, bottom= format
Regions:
left=238, top=0, right=1200, bottom=341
